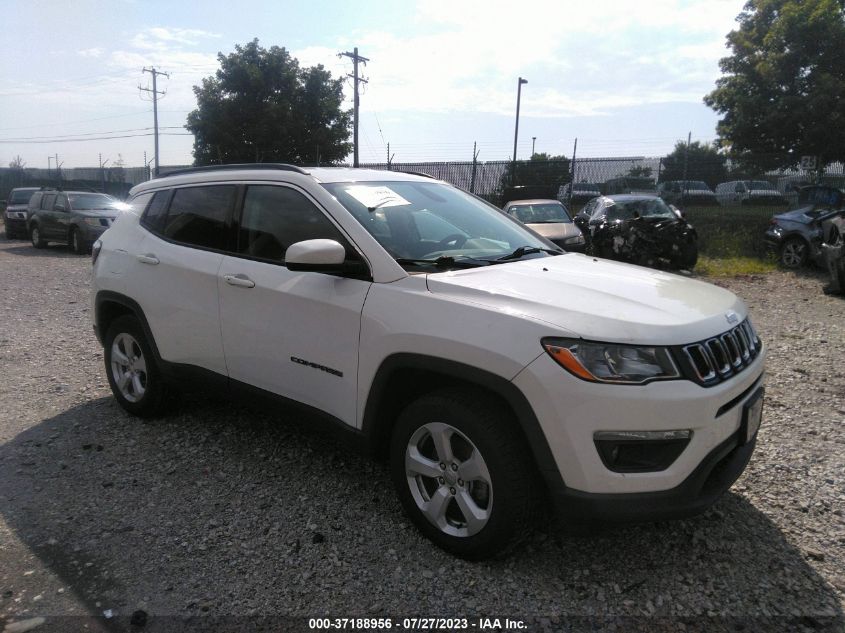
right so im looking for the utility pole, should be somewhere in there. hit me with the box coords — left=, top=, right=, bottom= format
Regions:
left=47, top=156, right=53, bottom=179
left=470, top=141, right=480, bottom=194
left=512, top=77, right=528, bottom=164
left=681, top=130, right=691, bottom=201
left=99, top=153, right=110, bottom=193
left=569, top=138, right=578, bottom=206
left=338, top=47, right=369, bottom=167
left=532, top=136, right=537, bottom=157
left=140, top=67, right=169, bottom=177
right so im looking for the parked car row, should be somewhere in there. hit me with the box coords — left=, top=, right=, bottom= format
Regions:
left=558, top=179, right=789, bottom=208
left=3, top=187, right=127, bottom=254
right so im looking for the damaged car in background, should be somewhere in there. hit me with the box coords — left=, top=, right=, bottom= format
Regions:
left=574, top=194, right=698, bottom=270
left=764, top=186, right=844, bottom=269
left=821, top=210, right=845, bottom=294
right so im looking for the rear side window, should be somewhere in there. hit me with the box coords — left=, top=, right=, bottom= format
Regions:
left=140, top=190, right=170, bottom=233
left=40, top=194, right=56, bottom=210
left=238, top=185, right=349, bottom=262
left=28, top=193, right=42, bottom=210
left=162, top=185, right=236, bottom=250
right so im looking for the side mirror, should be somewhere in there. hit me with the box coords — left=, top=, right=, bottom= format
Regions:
left=285, top=239, right=349, bottom=273
left=671, top=205, right=685, bottom=219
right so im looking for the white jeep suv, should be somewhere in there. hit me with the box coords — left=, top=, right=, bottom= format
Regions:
left=91, top=164, right=765, bottom=559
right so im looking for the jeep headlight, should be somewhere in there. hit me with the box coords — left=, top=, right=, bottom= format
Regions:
left=542, top=338, right=680, bottom=384
left=83, top=218, right=103, bottom=227
left=563, top=234, right=585, bottom=245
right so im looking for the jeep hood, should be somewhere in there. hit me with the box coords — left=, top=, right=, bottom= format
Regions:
left=425, top=254, right=745, bottom=345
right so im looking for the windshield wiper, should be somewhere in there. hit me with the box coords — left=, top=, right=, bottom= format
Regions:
left=395, top=256, right=486, bottom=269
left=495, top=246, right=561, bottom=261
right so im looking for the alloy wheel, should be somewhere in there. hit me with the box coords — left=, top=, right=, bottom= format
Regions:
left=404, top=422, right=493, bottom=537
left=781, top=240, right=806, bottom=268
left=110, top=333, right=147, bottom=403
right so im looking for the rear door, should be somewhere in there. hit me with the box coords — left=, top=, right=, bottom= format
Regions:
left=37, top=193, right=59, bottom=238
left=130, top=184, right=235, bottom=376
left=218, top=183, right=371, bottom=426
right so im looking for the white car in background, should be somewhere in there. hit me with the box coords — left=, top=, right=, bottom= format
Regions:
left=715, top=180, right=787, bottom=206
left=91, top=164, right=766, bottom=559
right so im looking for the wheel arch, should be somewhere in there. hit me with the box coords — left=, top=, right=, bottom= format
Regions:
left=94, top=291, right=163, bottom=364
left=361, top=353, right=565, bottom=495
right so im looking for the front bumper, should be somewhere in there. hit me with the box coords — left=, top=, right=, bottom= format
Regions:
left=513, top=345, right=766, bottom=497
left=4, top=217, right=27, bottom=235
left=552, top=426, right=756, bottom=524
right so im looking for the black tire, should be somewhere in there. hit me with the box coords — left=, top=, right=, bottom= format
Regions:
left=389, top=388, right=538, bottom=560
left=30, top=224, right=47, bottom=249
left=672, top=238, right=699, bottom=270
left=780, top=237, right=808, bottom=269
left=103, top=315, right=168, bottom=417
left=70, top=227, right=87, bottom=255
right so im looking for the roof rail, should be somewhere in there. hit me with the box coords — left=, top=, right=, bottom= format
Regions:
left=157, top=163, right=309, bottom=178
left=398, top=171, right=437, bottom=180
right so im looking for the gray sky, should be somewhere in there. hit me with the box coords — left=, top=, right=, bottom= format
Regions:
left=0, top=0, right=746, bottom=168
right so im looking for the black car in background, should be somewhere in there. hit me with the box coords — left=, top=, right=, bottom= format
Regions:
left=3, top=187, right=40, bottom=239
left=574, top=194, right=698, bottom=270
left=764, top=186, right=844, bottom=268
left=27, top=190, right=125, bottom=254
left=557, top=182, right=602, bottom=208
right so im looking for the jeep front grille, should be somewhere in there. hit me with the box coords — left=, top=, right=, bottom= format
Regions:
left=680, top=320, right=760, bottom=385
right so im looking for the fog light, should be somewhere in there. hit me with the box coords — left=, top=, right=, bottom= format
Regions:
left=594, top=430, right=691, bottom=473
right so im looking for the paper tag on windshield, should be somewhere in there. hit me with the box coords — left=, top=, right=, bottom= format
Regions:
left=345, top=185, right=411, bottom=209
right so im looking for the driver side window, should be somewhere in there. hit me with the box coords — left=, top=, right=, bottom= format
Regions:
left=237, top=185, right=352, bottom=263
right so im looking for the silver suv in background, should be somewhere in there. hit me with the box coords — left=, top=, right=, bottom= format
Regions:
left=715, top=180, right=787, bottom=207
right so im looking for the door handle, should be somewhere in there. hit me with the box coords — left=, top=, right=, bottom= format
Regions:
left=137, top=253, right=159, bottom=265
left=224, top=274, right=256, bottom=288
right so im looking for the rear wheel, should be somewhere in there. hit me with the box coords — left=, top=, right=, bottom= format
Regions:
left=389, top=389, right=537, bottom=559
left=104, top=315, right=168, bottom=417
left=780, top=237, right=808, bottom=268
left=70, top=227, right=86, bottom=254
left=30, top=224, right=47, bottom=249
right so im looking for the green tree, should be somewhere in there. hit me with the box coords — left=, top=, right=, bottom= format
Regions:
left=626, top=165, right=653, bottom=178
left=659, top=141, right=728, bottom=187
left=186, top=39, right=352, bottom=165
left=497, top=153, right=571, bottom=203
left=704, top=0, right=845, bottom=171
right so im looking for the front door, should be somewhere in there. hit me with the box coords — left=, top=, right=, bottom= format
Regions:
left=218, top=184, right=371, bottom=427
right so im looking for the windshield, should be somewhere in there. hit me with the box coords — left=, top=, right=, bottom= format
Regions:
left=69, top=193, right=121, bottom=210
left=10, top=189, right=37, bottom=204
left=606, top=198, right=676, bottom=221
left=322, top=181, right=551, bottom=268
left=506, top=202, right=571, bottom=224
left=747, top=180, right=775, bottom=191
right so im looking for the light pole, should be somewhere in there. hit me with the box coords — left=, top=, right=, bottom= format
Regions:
left=512, top=77, right=528, bottom=164
left=532, top=136, right=537, bottom=157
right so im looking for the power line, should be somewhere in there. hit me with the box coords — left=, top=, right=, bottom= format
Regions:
left=0, top=132, right=192, bottom=144
left=1, top=127, right=184, bottom=142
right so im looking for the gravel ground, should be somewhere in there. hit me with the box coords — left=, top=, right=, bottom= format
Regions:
left=0, top=237, right=843, bottom=633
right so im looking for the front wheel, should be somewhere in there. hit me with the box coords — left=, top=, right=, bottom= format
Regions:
left=104, top=315, right=168, bottom=417
left=780, top=237, right=808, bottom=268
left=389, top=389, right=537, bottom=559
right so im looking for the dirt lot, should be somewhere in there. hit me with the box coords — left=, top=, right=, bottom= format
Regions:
left=0, top=238, right=843, bottom=633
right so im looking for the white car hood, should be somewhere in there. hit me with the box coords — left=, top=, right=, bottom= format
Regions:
left=425, top=253, right=746, bottom=345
